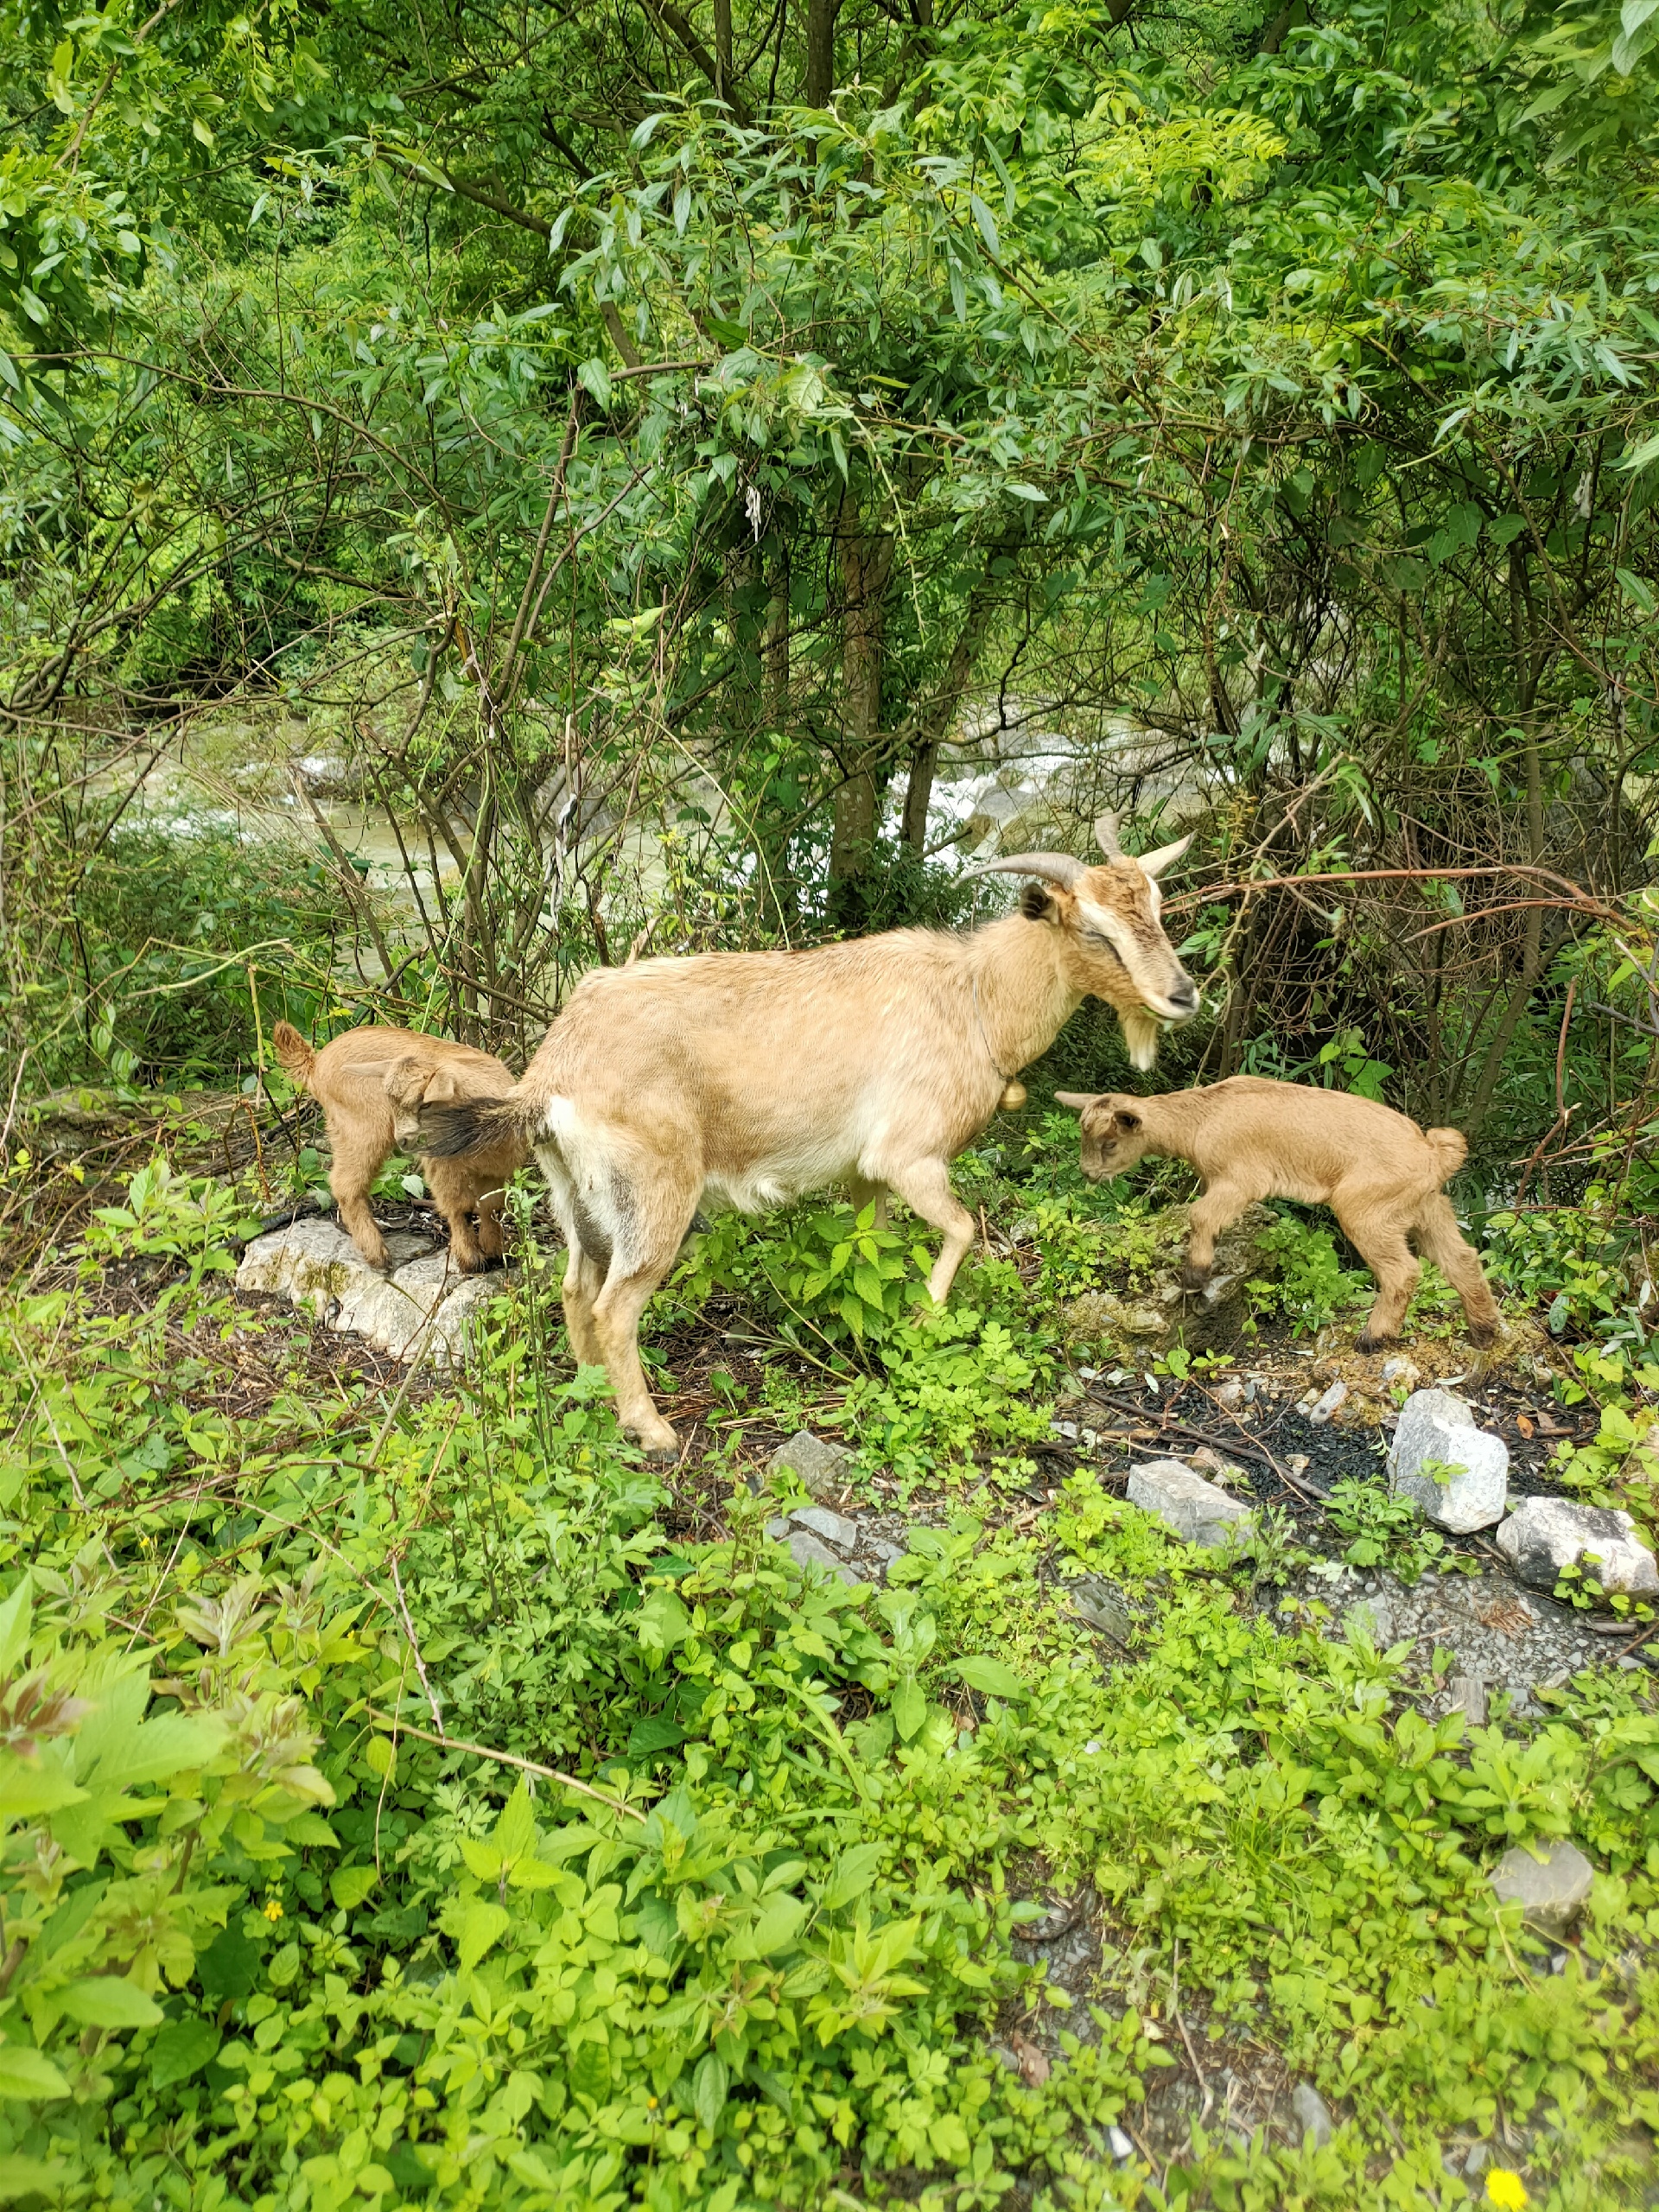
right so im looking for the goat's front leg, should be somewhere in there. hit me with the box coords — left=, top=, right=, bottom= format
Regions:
left=885, top=1159, right=976, bottom=1306
left=1179, top=1179, right=1255, bottom=1290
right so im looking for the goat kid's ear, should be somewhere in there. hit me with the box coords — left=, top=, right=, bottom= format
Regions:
left=1053, top=1091, right=1098, bottom=1112
left=1113, top=1109, right=1143, bottom=1134
left=1135, top=832, right=1193, bottom=880
left=423, top=1070, right=461, bottom=1105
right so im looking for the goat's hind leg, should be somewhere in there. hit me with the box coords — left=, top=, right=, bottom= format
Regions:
left=1338, top=1193, right=1421, bottom=1352
left=588, top=1160, right=701, bottom=1458
left=327, top=1122, right=392, bottom=1270
left=883, top=1157, right=976, bottom=1305
left=1414, top=1192, right=1502, bottom=1348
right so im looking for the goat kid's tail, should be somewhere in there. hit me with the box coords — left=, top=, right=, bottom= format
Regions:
left=1426, top=1126, right=1468, bottom=1183
left=419, top=1092, right=540, bottom=1160
left=270, top=1020, right=316, bottom=1087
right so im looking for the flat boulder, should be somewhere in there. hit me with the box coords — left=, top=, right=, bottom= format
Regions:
left=1387, top=1388, right=1508, bottom=1533
left=767, top=1430, right=853, bottom=1501
left=1495, top=1497, right=1659, bottom=1597
left=236, top=1215, right=507, bottom=1365
left=1128, top=1459, right=1255, bottom=1548
left=1491, top=1839, right=1595, bottom=1937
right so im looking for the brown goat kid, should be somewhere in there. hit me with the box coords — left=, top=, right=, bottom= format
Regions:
left=272, top=1022, right=527, bottom=1274
left=421, top=816, right=1197, bottom=1453
left=1057, top=1077, right=1502, bottom=1353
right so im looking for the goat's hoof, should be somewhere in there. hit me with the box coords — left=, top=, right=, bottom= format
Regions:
left=1468, top=1324, right=1500, bottom=1350
left=627, top=1420, right=680, bottom=1460
left=1178, top=1262, right=1212, bottom=1292
left=1354, top=1332, right=1393, bottom=1355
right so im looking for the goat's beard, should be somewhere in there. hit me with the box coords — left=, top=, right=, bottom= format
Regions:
left=1120, top=1007, right=1161, bottom=1072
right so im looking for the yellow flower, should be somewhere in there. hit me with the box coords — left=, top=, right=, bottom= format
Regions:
left=1486, top=2174, right=1529, bottom=2211
left=263, top=1897, right=284, bottom=1923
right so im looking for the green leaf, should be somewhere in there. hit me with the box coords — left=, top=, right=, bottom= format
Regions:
left=954, top=1656, right=1029, bottom=1701
left=0, top=2157, right=71, bottom=2200
left=0, top=2046, right=70, bottom=2101
left=0, top=1576, right=31, bottom=1673
left=691, top=2051, right=728, bottom=2132
left=456, top=1898, right=510, bottom=1971
left=57, top=1978, right=162, bottom=2029
left=821, top=1841, right=883, bottom=1910
left=577, top=356, right=613, bottom=409
left=0, top=1757, right=85, bottom=1822
left=330, top=1864, right=378, bottom=1911
left=149, top=2018, right=219, bottom=2089
left=891, top=1678, right=926, bottom=1742
left=731, top=1891, right=808, bottom=1958
left=1616, top=567, right=1656, bottom=614
left=1006, top=482, right=1048, bottom=502
left=969, top=192, right=1001, bottom=263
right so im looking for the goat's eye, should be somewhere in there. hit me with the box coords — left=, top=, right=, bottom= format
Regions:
left=1082, top=928, right=1122, bottom=964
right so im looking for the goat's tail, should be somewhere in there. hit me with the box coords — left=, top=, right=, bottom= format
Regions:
left=1425, top=1125, right=1468, bottom=1183
left=270, top=1020, right=316, bottom=1087
left=419, top=1093, right=539, bottom=1160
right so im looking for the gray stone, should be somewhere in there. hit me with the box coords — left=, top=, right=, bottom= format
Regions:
left=1307, top=1379, right=1349, bottom=1425
left=1212, top=1379, right=1245, bottom=1410
left=1448, top=1674, right=1488, bottom=1726
left=1491, top=1839, right=1595, bottom=1936
left=784, top=1529, right=859, bottom=1585
left=1290, top=2082, right=1334, bottom=2147
left=235, top=1216, right=505, bottom=1365
left=1386, top=1388, right=1509, bottom=1533
left=1379, top=1356, right=1420, bottom=1389
left=1343, top=1594, right=1394, bottom=1646
left=1495, top=1497, right=1659, bottom=1598
left=790, top=1505, right=861, bottom=1554
left=1067, top=1576, right=1133, bottom=1644
left=1464, top=2143, right=1491, bottom=2178
left=767, top=1430, right=852, bottom=1502
left=1127, top=1459, right=1255, bottom=1548
left=863, top=1536, right=904, bottom=1566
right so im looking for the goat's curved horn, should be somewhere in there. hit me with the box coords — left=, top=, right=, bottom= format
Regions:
left=965, top=851, right=1088, bottom=889
left=1093, top=810, right=1123, bottom=859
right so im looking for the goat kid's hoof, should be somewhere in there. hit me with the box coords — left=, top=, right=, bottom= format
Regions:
left=1468, top=1325, right=1500, bottom=1350
left=1178, top=1262, right=1213, bottom=1292
left=626, top=1420, right=680, bottom=1460
left=1354, top=1332, right=1395, bottom=1355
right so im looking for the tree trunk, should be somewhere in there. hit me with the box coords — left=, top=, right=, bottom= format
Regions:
left=897, top=520, right=1027, bottom=854
left=804, top=0, right=837, bottom=105
left=828, top=491, right=893, bottom=928
left=715, top=0, right=732, bottom=101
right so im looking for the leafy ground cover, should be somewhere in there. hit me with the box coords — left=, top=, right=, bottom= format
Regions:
left=0, top=1113, right=1656, bottom=2211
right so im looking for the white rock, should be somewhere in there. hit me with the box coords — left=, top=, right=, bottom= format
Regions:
left=1343, top=1594, right=1394, bottom=1646
left=235, top=1217, right=505, bottom=1365
left=1307, top=1380, right=1349, bottom=1425
left=1379, top=1356, right=1420, bottom=1389
left=1495, top=1498, right=1659, bottom=1597
left=1127, top=1459, right=1255, bottom=1548
left=1290, top=2082, right=1334, bottom=2147
left=783, top=1529, right=859, bottom=1585
left=766, top=1430, right=852, bottom=1501
left=1212, top=1379, right=1245, bottom=1410
left=1386, top=1389, right=1509, bottom=1533
left=790, top=1505, right=861, bottom=1554
left=1491, top=1839, right=1595, bottom=1936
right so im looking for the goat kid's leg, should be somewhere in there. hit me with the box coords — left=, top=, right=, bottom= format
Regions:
left=327, top=1125, right=391, bottom=1270
left=1179, top=1179, right=1255, bottom=1290
left=885, top=1159, right=976, bottom=1306
left=1339, top=1198, right=1421, bottom=1351
left=1414, top=1192, right=1502, bottom=1348
left=426, top=1160, right=485, bottom=1274
left=474, top=1186, right=508, bottom=1262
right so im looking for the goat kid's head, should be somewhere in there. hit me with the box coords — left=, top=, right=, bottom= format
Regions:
left=384, top=1058, right=463, bottom=1149
left=970, top=813, right=1198, bottom=1070
left=1055, top=1091, right=1152, bottom=1180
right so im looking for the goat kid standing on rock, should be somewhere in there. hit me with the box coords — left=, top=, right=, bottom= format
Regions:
left=1057, top=1076, right=1502, bottom=1353
left=421, top=815, right=1198, bottom=1453
left=273, top=1022, right=528, bottom=1275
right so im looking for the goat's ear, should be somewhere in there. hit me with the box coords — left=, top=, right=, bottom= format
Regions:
left=1053, top=1091, right=1096, bottom=1112
left=1113, top=1109, right=1143, bottom=1133
left=1019, top=882, right=1052, bottom=922
left=1135, top=832, right=1193, bottom=880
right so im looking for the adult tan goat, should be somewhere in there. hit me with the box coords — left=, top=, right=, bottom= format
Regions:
left=423, top=815, right=1197, bottom=1451
left=1057, top=1076, right=1501, bottom=1353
